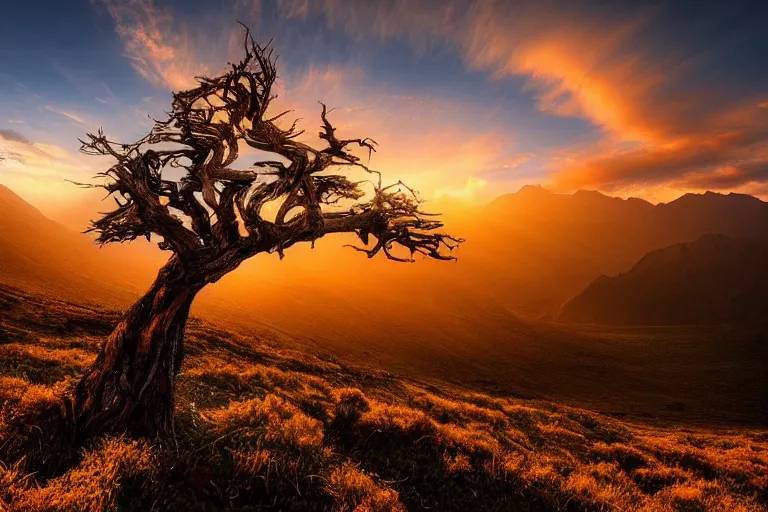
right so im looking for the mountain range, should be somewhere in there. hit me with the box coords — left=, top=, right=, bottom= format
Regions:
left=470, top=185, right=768, bottom=318
left=4, top=182, right=768, bottom=327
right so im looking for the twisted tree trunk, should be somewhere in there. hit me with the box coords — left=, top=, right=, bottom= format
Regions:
left=70, top=256, right=204, bottom=443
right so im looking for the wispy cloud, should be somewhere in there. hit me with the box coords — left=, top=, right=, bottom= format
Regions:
left=0, top=129, right=29, bottom=144
left=44, top=105, right=85, bottom=124
left=96, top=0, right=204, bottom=90
left=0, top=129, right=98, bottom=206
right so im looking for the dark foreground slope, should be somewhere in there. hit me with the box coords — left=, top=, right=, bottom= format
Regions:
left=559, top=235, right=768, bottom=326
left=1, top=285, right=767, bottom=511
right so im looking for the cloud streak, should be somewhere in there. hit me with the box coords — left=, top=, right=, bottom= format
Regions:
left=44, top=105, right=85, bottom=124
left=0, top=129, right=100, bottom=211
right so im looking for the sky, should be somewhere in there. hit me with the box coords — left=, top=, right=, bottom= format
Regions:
left=1, top=0, right=768, bottom=228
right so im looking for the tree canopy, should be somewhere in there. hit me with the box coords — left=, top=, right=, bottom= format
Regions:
left=77, top=27, right=463, bottom=280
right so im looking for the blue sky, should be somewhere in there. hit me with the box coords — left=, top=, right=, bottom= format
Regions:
left=1, top=0, right=767, bottom=225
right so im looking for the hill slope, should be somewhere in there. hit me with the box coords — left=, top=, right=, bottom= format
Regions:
left=0, top=185, right=153, bottom=307
left=1, top=285, right=766, bottom=511
left=559, top=235, right=768, bottom=326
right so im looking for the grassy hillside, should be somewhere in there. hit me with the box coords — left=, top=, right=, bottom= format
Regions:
left=0, top=285, right=766, bottom=511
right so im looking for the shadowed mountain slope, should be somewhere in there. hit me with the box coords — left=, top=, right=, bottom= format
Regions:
left=558, top=235, right=768, bottom=326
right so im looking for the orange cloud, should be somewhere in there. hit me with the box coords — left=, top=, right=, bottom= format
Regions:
left=458, top=4, right=668, bottom=144
left=551, top=128, right=768, bottom=199
left=452, top=5, right=768, bottom=197
left=280, top=1, right=665, bottom=141
left=550, top=97, right=768, bottom=186
left=97, top=0, right=221, bottom=91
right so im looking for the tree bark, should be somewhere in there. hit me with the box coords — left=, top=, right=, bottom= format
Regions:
left=69, top=255, right=204, bottom=443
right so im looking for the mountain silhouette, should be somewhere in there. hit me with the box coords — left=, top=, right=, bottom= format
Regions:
left=558, top=234, right=768, bottom=325
left=476, top=187, right=768, bottom=316
left=3, top=183, right=768, bottom=322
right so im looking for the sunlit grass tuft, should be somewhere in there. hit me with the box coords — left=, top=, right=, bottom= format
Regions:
left=204, top=394, right=325, bottom=450
left=326, top=463, right=406, bottom=512
left=10, top=437, right=153, bottom=511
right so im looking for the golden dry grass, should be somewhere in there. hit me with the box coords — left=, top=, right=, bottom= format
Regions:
left=0, top=285, right=766, bottom=511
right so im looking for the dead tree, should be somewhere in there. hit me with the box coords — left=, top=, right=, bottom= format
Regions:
left=64, top=30, right=462, bottom=443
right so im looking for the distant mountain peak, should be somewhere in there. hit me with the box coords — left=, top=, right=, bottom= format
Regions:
left=571, top=189, right=615, bottom=203
left=485, top=184, right=768, bottom=217
left=573, top=189, right=605, bottom=197
left=515, top=184, right=552, bottom=196
left=682, top=190, right=725, bottom=200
